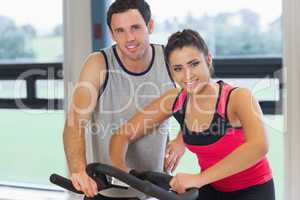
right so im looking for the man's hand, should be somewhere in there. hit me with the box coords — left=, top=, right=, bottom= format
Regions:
left=70, top=171, right=98, bottom=198
left=164, top=135, right=185, bottom=172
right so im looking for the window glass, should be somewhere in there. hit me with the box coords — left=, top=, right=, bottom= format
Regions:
left=0, top=0, right=65, bottom=186
left=0, top=0, right=63, bottom=63
left=0, top=80, right=26, bottom=98
left=149, top=0, right=282, bottom=58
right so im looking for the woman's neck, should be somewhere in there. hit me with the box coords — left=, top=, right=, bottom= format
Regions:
left=189, top=81, right=219, bottom=105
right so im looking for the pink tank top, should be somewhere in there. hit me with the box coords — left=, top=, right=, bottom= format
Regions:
left=172, top=81, right=272, bottom=192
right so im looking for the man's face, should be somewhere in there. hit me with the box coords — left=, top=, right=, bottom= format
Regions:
left=110, top=9, right=153, bottom=61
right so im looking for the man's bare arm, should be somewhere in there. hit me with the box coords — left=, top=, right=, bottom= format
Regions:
left=63, top=52, right=106, bottom=197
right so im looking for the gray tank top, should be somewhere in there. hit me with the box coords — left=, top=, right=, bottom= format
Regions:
left=89, top=44, right=174, bottom=172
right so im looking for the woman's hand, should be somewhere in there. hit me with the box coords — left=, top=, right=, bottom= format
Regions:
left=164, top=133, right=186, bottom=172
left=169, top=173, right=204, bottom=193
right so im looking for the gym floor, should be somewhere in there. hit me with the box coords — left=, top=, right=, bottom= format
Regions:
left=0, top=186, right=68, bottom=200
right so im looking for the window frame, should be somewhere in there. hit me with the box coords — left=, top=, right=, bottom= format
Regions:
left=0, top=58, right=282, bottom=114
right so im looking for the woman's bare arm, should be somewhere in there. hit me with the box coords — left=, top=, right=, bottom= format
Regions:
left=109, top=88, right=180, bottom=172
left=196, top=88, right=269, bottom=186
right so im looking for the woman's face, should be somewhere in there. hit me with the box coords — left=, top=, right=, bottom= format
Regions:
left=169, top=46, right=212, bottom=95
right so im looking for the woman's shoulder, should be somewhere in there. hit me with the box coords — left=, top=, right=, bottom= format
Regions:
left=229, top=87, right=255, bottom=113
left=230, top=87, right=252, bottom=100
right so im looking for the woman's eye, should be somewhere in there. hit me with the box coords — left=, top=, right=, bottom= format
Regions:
left=173, top=67, right=182, bottom=72
left=191, top=61, right=200, bottom=67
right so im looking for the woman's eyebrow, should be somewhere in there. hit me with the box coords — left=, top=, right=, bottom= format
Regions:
left=172, top=64, right=182, bottom=68
left=186, top=59, right=199, bottom=65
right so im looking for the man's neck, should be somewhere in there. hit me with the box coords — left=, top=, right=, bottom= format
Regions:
left=116, top=45, right=152, bottom=73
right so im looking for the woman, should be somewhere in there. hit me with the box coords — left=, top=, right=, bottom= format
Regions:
left=109, top=29, right=275, bottom=200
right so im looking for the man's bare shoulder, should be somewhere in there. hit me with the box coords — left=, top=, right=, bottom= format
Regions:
left=78, top=52, right=108, bottom=88
left=83, top=52, right=107, bottom=72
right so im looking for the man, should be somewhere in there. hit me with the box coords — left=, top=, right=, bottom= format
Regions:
left=63, top=0, right=181, bottom=198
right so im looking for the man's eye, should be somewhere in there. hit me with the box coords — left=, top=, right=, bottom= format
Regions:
left=115, top=29, right=123, bottom=33
left=132, top=26, right=141, bottom=31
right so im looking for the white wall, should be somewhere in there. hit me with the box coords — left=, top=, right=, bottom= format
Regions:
left=63, top=1, right=93, bottom=199
left=63, top=0, right=92, bottom=108
left=63, top=0, right=94, bottom=164
left=283, top=0, right=300, bottom=199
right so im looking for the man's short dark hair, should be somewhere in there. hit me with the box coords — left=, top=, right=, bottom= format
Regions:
left=107, top=0, right=151, bottom=30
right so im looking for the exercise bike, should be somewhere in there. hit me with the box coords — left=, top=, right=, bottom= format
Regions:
left=50, top=162, right=198, bottom=200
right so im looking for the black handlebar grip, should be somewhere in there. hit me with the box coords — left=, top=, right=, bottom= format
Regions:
left=86, top=165, right=110, bottom=190
left=136, top=171, right=199, bottom=200
left=177, top=188, right=199, bottom=200
left=49, top=173, right=83, bottom=194
left=86, top=163, right=199, bottom=200
left=130, top=170, right=172, bottom=190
